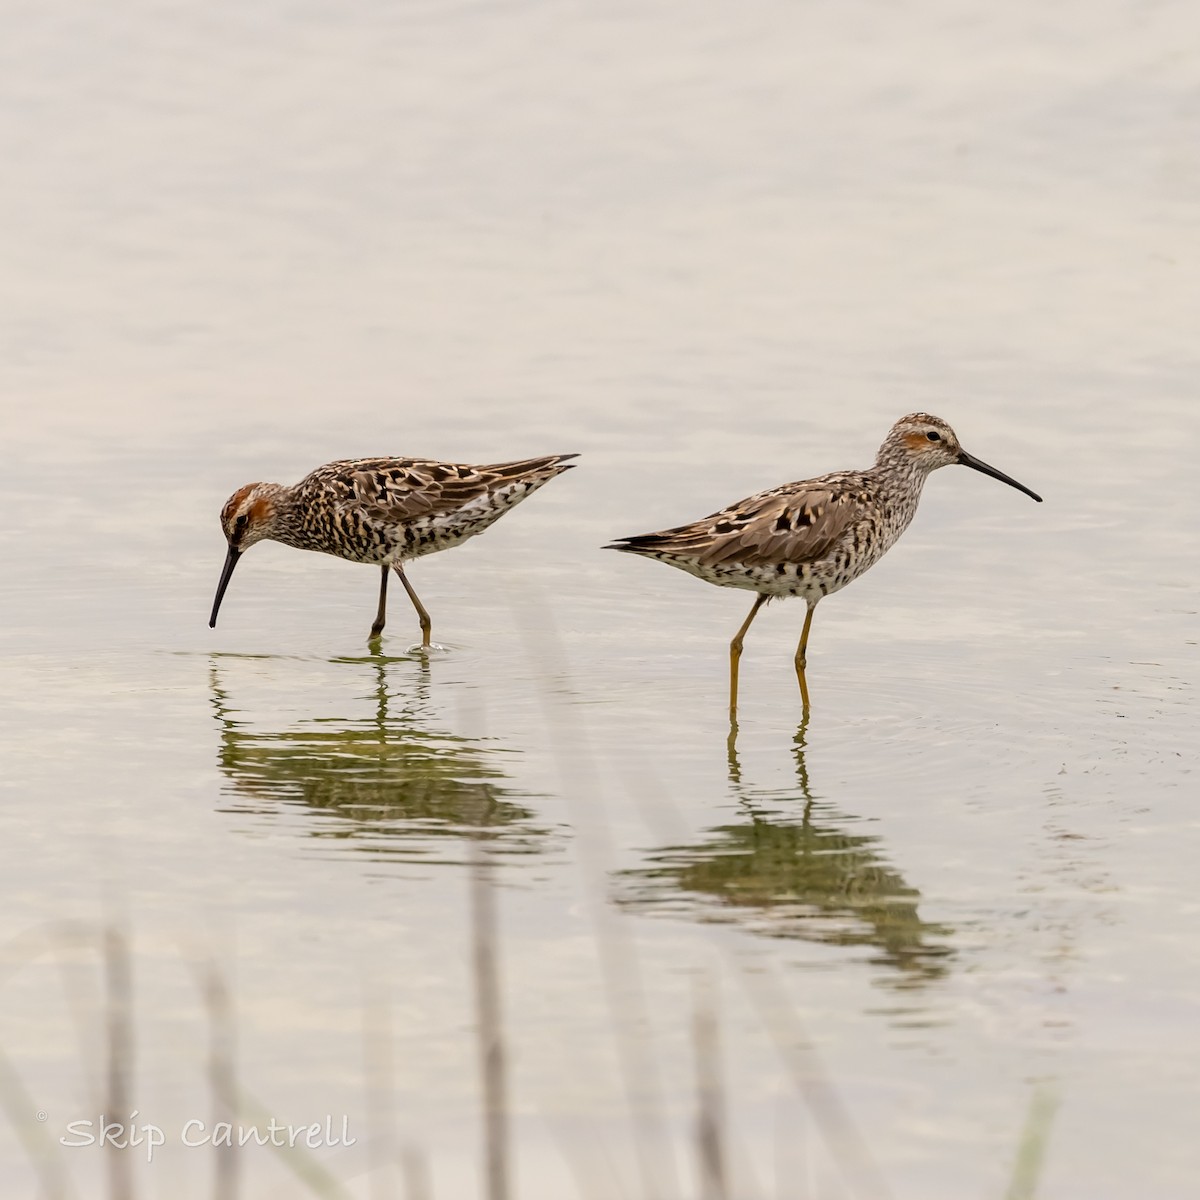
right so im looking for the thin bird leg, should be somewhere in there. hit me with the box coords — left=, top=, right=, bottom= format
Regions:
left=393, top=564, right=432, bottom=648
left=793, top=602, right=816, bottom=710
left=369, top=565, right=389, bottom=641
left=729, top=594, right=768, bottom=721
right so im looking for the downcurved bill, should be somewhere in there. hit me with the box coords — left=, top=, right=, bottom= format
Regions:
left=209, top=546, right=242, bottom=628
left=957, top=450, right=1043, bottom=503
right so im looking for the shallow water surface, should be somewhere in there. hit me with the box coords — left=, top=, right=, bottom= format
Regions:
left=1, top=2, right=1199, bottom=1198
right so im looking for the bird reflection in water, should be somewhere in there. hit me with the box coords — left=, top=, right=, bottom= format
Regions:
left=619, top=719, right=953, bottom=990
left=208, top=654, right=551, bottom=863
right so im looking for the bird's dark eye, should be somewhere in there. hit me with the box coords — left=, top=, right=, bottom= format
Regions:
left=926, top=431, right=941, bottom=442
left=234, top=514, right=248, bottom=534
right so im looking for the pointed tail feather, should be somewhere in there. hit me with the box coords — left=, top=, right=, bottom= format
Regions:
left=485, top=452, right=579, bottom=479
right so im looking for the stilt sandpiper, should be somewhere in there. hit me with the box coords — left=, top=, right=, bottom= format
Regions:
left=210, top=453, right=577, bottom=644
left=606, top=414, right=1041, bottom=716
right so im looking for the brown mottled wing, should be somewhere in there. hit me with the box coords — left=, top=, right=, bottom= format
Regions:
left=612, top=481, right=863, bottom=568
left=310, top=455, right=576, bottom=523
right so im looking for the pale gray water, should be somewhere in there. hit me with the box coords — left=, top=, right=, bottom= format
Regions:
left=1, top=2, right=1198, bottom=1197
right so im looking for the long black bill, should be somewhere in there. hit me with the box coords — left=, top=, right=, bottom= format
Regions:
left=957, top=450, right=1043, bottom=503
left=209, top=546, right=242, bottom=628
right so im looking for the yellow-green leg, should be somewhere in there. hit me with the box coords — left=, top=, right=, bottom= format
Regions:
left=394, top=564, right=433, bottom=648
left=793, top=601, right=816, bottom=710
left=369, top=565, right=389, bottom=640
left=729, top=594, right=768, bottom=721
